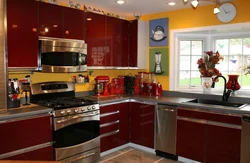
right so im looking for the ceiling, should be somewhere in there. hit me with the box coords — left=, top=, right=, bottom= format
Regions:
left=59, top=0, right=231, bottom=18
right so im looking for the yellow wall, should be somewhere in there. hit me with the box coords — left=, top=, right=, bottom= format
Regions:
left=9, top=0, right=250, bottom=92
left=140, top=0, right=250, bottom=90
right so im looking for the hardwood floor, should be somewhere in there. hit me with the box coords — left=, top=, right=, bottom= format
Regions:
left=99, top=147, right=183, bottom=163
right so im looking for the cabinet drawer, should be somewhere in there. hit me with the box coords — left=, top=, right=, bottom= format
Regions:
left=100, top=121, right=119, bottom=135
left=0, top=115, right=52, bottom=155
left=1, top=145, right=53, bottom=161
left=100, top=112, right=119, bottom=124
left=100, top=105, right=119, bottom=114
left=177, top=108, right=241, bottom=125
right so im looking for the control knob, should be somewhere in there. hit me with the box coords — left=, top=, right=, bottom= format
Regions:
left=67, top=110, right=71, bottom=114
left=87, top=106, right=91, bottom=110
left=60, top=110, right=65, bottom=115
left=75, top=109, right=79, bottom=113
left=81, top=107, right=85, bottom=111
left=92, top=105, right=96, bottom=110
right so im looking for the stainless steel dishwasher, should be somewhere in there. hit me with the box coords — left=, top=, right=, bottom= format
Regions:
left=241, top=114, right=250, bottom=163
left=155, top=104, right=178, bottom=160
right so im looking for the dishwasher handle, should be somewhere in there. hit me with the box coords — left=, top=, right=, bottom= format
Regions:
left=159, top=108, right=175, bottom=112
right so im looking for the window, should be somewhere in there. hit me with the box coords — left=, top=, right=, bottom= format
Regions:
left=170, top=23, right=250, bottom=94
left=179, top=40, right=203, bottom=88
left=215, top=38, right=250, bottom=89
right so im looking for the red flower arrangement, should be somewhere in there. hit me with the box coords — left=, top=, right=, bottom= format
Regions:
left=197, top=51, right=224, bottom=78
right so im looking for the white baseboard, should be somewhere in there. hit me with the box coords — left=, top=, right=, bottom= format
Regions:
left=100, top=143, right=130, bottom=157
left=128, top=143, right=155, bottom=154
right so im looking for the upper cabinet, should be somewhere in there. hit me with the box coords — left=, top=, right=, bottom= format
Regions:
left=7, top=0, right=39, bottom=68
left=85, top=12, right=106, bottom=67
left=105, top=16, right=122, bottom=67
left=39, top=2, right=63, bottom=38
left=63, top=6, right=85, bottom=40
left=129, top=20, right=148, bottom=69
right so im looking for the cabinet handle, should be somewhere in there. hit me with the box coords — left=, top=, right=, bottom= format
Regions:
left=207, top=120, right=241, bottom=129
left=100, top=110, right=119, bottom=118
left=57, top=112, right=99, bottom=124
left=159, top=108, right=175, bottom=112
left=100, top=130, right=119, bottom=138
left=177, top=116, right=206, bottom=124
left=100, top=120, right=119, bottom=128
left=140, top=112, right=153, bottom=117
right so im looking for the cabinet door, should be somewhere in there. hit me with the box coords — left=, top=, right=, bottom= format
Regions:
left=63, top=7, right=84, bottom=40
left=176, top=119, right=205, bottom=163
left=205, top=124, right=241, bottom=163
left=7, top=0, right=38, bottom=68
left=121, top=20, right=129, bottom=67
left=0, top=115, right=52, bottom=155
left=106, top=16, right=122, bottom=67
left=85, top=12, right=106, bottom=67
left=2, top=145, right=53, bottom=161
left=130, top=103, right=155, bottom=148
left=119, top=103, right=129, bottom=146
left=39, top=2, right=63, bottom=38
left=128, top=20, right=138, bottom=67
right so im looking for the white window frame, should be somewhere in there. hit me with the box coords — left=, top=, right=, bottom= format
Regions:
left=170, top=22, right=250, bottom=95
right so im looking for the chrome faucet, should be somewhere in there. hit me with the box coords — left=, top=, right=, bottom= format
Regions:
left=211, top=76, right=232, bottom=101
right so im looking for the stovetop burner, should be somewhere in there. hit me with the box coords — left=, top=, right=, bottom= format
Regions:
left=37, top=97, right=97, bottom=109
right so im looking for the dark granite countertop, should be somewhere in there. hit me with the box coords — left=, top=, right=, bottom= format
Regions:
left=86, top=94, right=250, bottom=115
left=0, top=104, right=52, bottom=121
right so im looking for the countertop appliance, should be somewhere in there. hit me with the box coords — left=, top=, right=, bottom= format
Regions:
left=155, top=104, right=178, bottom=160
left=93, top=76, right=110, bottom=96
left=40, top=37, right=87, bottom=73
left=30, top=81, right=100, bottom=163
left=241, top=114, right=250, bottom=163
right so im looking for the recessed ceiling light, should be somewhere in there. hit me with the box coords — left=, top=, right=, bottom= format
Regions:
left=168, top=2, right=176, bottom=6
left=116, top=0, right=126, bottom=4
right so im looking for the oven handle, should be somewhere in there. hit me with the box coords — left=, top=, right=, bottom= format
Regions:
left=56, top=112, right=99, bottom=124
left=66, top=152, right=96, bottom=163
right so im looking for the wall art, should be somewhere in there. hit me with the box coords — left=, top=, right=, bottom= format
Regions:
left=149, top=48, right=169, bottom=76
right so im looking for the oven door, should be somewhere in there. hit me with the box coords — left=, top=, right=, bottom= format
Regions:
left=53, top=112, right=100, bottom=161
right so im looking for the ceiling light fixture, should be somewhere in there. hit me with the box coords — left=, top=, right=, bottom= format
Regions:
left=183, top=0, right=188, bottom=2
left=116, top=0, right=125, bottom=4
left=168, top=2, right=176, bottom=6
left=213, top=0, right=220, bottom=14
left=191, top=0, right=199, bottom=8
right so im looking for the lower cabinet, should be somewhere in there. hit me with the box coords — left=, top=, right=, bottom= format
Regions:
left=0, top=114, right=53, bottom=161
left=130, top=103, right=155, bottom=149
left=100, top=102, right=155, bottom=152
left=176, top=107, right=241, bottom=163
left=100, top=103, right=129, bottom=152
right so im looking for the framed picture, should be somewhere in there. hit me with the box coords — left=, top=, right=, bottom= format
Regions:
left=149, top=18, right=169, bottom=47
left=149, top=48, right=169, bottom=76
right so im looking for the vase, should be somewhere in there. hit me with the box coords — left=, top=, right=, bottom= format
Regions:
left=226, top=74, right=240, bottom=94
left=201, top=77, right=212, bottom=94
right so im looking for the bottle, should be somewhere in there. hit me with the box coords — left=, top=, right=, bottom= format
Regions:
left=156, top=82, right=162, bottom=96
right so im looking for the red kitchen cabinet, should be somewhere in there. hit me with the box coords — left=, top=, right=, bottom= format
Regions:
left=63, top=7, right=85, bottom=40
left=7, top=0, right=39, bottom=68
left=85, top=12, right=106, bottom=67
left=39, top=2, right=63, bottom=38
left=0, top=114, right=52, bottom=156
left=128, top=20, right=138, bottom=67
left=177, top=107, right=242, bottom=163
left=105, top=16, right=122, bottom=67
left=205, top=124, right=241, bottom=163
left=2, top=145, right=53, bottom=161
left=121, top=20, right=129, bottom=67
left=176, top=119, right=206, bottom=162
left=128, top=20, right=147, bottom=69
left=130, top=103, right=155, bottom=148
left=100, top=103, right=129, bottom=152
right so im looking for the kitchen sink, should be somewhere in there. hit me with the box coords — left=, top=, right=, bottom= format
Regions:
left=185, top=99, right=246, bottom=108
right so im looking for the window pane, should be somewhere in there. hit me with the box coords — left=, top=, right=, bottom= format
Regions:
left=191, top=56, right=201, bottom=70
left=216, top=39, right=229, bottom=55
left=180, top=41, right=191, bottom=55
left=180, top=56, right=190, bottom=70
left=190, top=71, right=201, bottom=86
left=230, top=39, right=242, bottom=55
left=192, top=41, right=202, bottom=55
left=243, top=38, right=250, bottom=55
left=179, top=71, right=190, bottom=86
left=228, top=56, right=241, bottom=72
left=216, top=56, right=228, bottom=72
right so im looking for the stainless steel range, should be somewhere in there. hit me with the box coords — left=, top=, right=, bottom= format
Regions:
left=30, top=81, right=100, bottom=163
